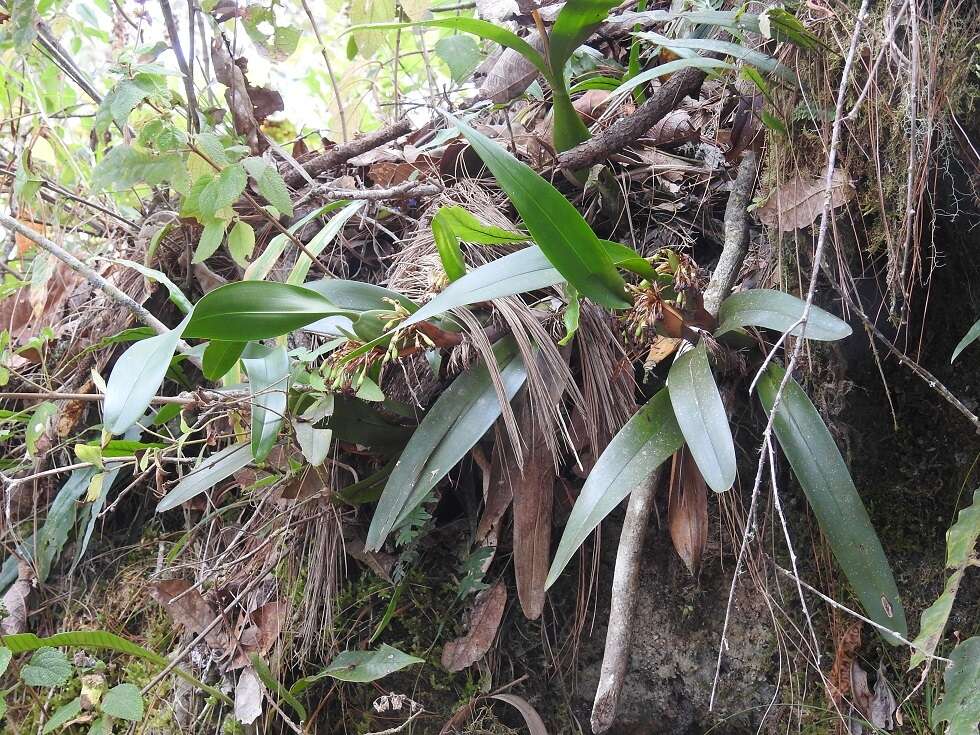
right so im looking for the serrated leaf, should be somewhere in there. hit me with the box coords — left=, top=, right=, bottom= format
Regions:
left=366, top=338, right=527, bottom=550
left=156, top=443, right=252, bottom=512
left=91, top=145, right=184, bottom=192
left=227, top=221, right=256, bottom=266
left=449, top=116, right=628, bottom=308
left=667, top=343, right=736, bottom=493
left=321, top=644, right=423, bottom=683
left=184, top=282, right=357, bottom=341
left=103, top=314, right=190, bottom=435
left=242, top=344, right=289, bottom=461
left=202, top=340, right=246, bottom=381
left=757, top=363, right=906, bottom=641
left=101, top=683, right=144, bottom=721
left=952, top=317, right=980, bottom=363
left=21, top=647, right=72, bottom=688
left=198, top=164, right=247, bottom=220
left=933, top=637, right=980, bottom=735
left=547, top=389, right=683, bottom=587
left=243, top=157, right=293, bottom=216
left=42, top=697, right=81, bottom=733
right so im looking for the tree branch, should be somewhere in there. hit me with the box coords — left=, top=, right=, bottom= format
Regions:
left=284, top=120, right=413, bottom=188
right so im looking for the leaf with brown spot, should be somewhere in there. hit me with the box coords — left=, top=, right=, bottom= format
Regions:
left=756, top=169, right=855, bottom=231
left=667, top=448, right=708, bottom=575
left=441, top=582, right=507, bottom=672
left=148, top=580, right=231, bottom=651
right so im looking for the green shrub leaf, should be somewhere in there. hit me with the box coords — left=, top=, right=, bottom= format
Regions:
left=757, top=363, right=907, bottom=641
left=184, top=281, right=357, bottom=341
left=42, top=697, right=81, bottom=733
left=243, top=156, right=293, bottom=216
left=667, top=342, right=736, bottom=493
left=101, top=683, right=144, bottom=722
left=366, top=338, right=527, bottom=550
left=716, top=289, right=852, bottom=341
left=21, top=647, right=72, bottom=688
left=547, top=389, right=683, bottom=587
left=321, top=644, right=424, bottom=683
left=934, top=637, right=980, bottom=735
left=952, top=317, right=980, bottom=363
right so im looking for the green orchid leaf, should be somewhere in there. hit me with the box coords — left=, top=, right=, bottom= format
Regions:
left=716, top=289, right=852, bottom=341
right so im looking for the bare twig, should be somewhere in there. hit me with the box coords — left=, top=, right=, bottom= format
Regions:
left=590, top=470, right=662, bottom=733
left=315, top=181, right=443, bottom=201
left=283, top=120, right=413, bottom=187
left=556, top=66, right=706, bottom=170
left=703, top=151, right=758, bottom=316
left=0, top=391, right=196, bottom=405
left=158, top=0, right=200, bottom=132
left=0, top=213, right=198, bottom=362
left=298, top=0, right=348, bottom=142
left=710, top=0, right=871, bottom=709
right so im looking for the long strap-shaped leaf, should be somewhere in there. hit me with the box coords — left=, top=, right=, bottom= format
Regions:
left=715, top=289, right=852, bottom=341
left=184, top=281, right=357, bottom=341
left=546, top=389, right=683, bottom=587
left=757, top=363, right=907, bottom=641
left=2, top=631, right=231, bottom=704
left=449, top=116, right=629, bottom=309
left=667, top=342, right=736, bottom=493
left=548, top=0, right=621, bottom=72
left=156, top=443, right=252, bottom=512
left=242, top=343, right=289, bottom=461
left=366, top=338, right=528, bottom=550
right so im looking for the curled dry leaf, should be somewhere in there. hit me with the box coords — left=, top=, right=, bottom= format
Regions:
left=490, top=694, right=549, bottom=735
left=828, top=620, right=862, bottom=710
left=1, top=559, right=34, bottom=634
left=234, top=667, right=264, bottom=725
left=755, top=169, right=856, bottom=232
left=441, top=582, right=507, bottom=672
left=229, top=600, right=284, bottom=669
left=667, top=448, right=708, bottom=575
left=148, top=580, right=232, bottom=652
left=211, top=33, right=282, bottom=154
left=478, top=32, right=546, bottom=104
left=647, top=109, right=698, bottom=148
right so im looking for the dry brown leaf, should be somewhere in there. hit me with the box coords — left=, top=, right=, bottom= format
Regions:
left=645, top=335, right=681, bottom=366
left=667, top=448, right=708, bottom=574
left=647, top=109, right=697, bottom=148
left=756, top=169, right=855, bottom=231
left=229, top=600, right=284, bottom=669
left=1, top=560, right=34, bottom=634
left=573, top=90, right=611, bottom=126
left=14, top=216, right=45, bottom=256
left=474, top=443, right=512, bottom=544
left=234, top=667, right=264, bottom=725
left=478, top=32, right=545, bottom=104
left=345, top=536, right=396, bottom=582
left=210, top=33, right=281, bottom=153
left=828, top=620, right=863, bottom=710
left=149, top=579, right=232, bottom=651
left=869, top=664, right=896, bottom=730
left=441, top=582, right=507, bottom=672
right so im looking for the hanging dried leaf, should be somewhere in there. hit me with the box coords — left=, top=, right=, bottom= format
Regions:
left=229, top=600, right=284, bottom=669
left=441, top=582, right=507, bottom=672
left=869, top=664, right=896, bottom=730
left=234, top=667, right=264, bottom=725
left=755, top=169, right=855, bottom=232
left=1, top=560, right=34, bottom=634
left=474, top=444, right=511, bottom=544
left=828, top=621, right=862, bottom=711
left=478, top=32, right=546, bottom=104
left=148, top=580, right=231, bottom=651
left=667, top=448, right=708, bottom=574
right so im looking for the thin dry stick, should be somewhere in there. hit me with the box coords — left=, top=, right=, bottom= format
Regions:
left=710, top=0, right=871, bottom=709
left=591, top=469, right=662, bottom=733
left=298, top=0, right=348, bottom=142
left=0, top=212, right=199, bottom=363
left=315, top=181, right=443, bottom=201
left=0, top=391, right=196, bottom=405
left=158, top=0, right=199, bottom=132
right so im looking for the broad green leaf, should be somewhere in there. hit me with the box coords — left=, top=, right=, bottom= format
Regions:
left=549, top=0, right=620, bottom=72
left=294, top=422, right=332, bottom=466
left=227, top=221, right=256, bottom=266
left=304, top=279, right=418, bottom=313
left=450, top=116, right=629, bottom=308
left=243, top=157, right=293, bottom=216
left=96, top=74, right=166, bottom=132
left=88, top=717, right=110, bottom=735
left=0, top=647, right=11, bottom=676
left=101, top=683, right=144, bottom=721
left=286, top=201, right=365, bottom=285
left=547, top=389, right=682, bottom=587
left=321, top=644, right=423, bottom=683
left=198, top=164, right=247, bottom=220
left=156, top=443, right=252, bottom=512
left=757, top=364, right=906, bottom=641
left=934, top=637, right=980, bottom=735
left=435, top=34, right=482, bottom=82
left=192, top=219, right=228, bottom=264
left=184, top=282, right=357, bottom=341
left=42, top=697, right=81, bottom=733
left=366, top=338, right=527, bottom=550
left=108, top=258, right=193, bottom=313
left=21, top=647, right=72, bottom=688
left=2, top=632, right=229, bottom=704
left=952, top=317, right=980, bottom=362
left=667, top=343, right=736, bottom=493
left=202, top=340, right=246, bottom=381
left=26, top=401, right=57, bottom=455
left=242, top=344, right=289, bottom=461
left=325, top=396, right=413, bottom=451
left=634, top=32, right=794, bottom=82
left=716, top=289, right=852, bottom=341
left=242, top=7, right=301, bottom=60
left=103, top=314, right=191, bottom=435
left=910, top=488, right=980, bottom=668
left=432, top=206, right=528, bottom=245
left=349, top=18, right=549, bottom=79
left=349, top=0, right=396, bottom=57
left=432, top=209, right=467, bottom=281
